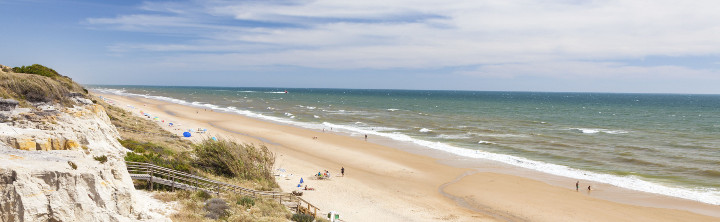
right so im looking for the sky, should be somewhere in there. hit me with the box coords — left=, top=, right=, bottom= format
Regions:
left=2, top=0, right=720, bottom=94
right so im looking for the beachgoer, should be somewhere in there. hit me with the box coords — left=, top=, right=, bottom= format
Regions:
left=341, top=167, right=345, bottom=176
left=576, top=181, right=579, bottom=191
left=364, top=134, right=367, bottom=141
left=587, top=185, right=591, bottom=191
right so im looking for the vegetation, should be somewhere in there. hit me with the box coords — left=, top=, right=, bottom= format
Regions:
left=93, top=155, right=108, bottom=164
left=204, top=198, right=230, bottom=220
left=120, top=139, right=192, bottom=173
left=67, top=161, right=77, bottom=170
left=0, top=64, right=87, bottom=106
left=95, top=95, right=291, bottom=221
left=236, top=196, right=255, bottom=207
left=193, top=139, right=277, bottom=189
left=12, top=64, right=62, bottom=78
left=291, top=213, right=315, bottom=222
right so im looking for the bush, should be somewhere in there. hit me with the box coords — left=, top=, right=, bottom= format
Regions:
left=0, top=65, right=86, bottom=105
left=68, top=161, right=77, bottom=170
left=194, top=190, right=212, bottom=201
left=193, top=139, right=276, bottom=187
left=204, top=198, right=229, bottom=220
left=237, top=196, right=255, bottom=207
left=121, top=139, right=191, bottom=173
left=93, top=155, right=108, bottom=164
left=12, top=64, right=62, bottom=78
left=291, top=213, right=314, bottom=222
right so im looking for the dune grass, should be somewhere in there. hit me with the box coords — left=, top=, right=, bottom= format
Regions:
left=0, top=65, right=87, bottom=106
left=95, top=95, right=288, bottom=220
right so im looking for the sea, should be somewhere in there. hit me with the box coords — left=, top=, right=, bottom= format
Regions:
left=92, top=86, right=720, bottom=205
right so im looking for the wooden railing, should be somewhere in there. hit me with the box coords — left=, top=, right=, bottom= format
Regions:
left=125, top=161, right=319, bottom=217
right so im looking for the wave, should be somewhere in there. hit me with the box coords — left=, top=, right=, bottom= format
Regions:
left=571, top=128, right=629, bottom=134
left=91, top=87, right=720, bottom=206
left=419, top=128, right=432, bottom=133
left=437, top=134, right=472, bottom=140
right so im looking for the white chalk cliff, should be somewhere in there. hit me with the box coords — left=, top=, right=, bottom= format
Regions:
left=0, top=68, right=167, bottom=221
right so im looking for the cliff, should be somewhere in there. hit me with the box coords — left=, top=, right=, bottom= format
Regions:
left=0, top=65, right=167, bottom=221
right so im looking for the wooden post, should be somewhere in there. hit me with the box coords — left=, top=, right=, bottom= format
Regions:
left=149, top=165, right=154, bottom=191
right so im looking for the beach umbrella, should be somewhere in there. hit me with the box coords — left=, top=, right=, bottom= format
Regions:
left=169, top=123, right=173, bottom=126
left=300, top=177, right=304, bottom=184
left=183, top=132, right=191, bottom=137
left=297, top=183, right=302, bottom=187
left=211, top=137, right=217, bottom=141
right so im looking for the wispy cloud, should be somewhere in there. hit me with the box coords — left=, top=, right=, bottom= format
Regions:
left=85, top=0, right=720, bottom=77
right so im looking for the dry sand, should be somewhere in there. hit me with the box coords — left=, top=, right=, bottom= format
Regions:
left=97, top=92, right=720, bottom=222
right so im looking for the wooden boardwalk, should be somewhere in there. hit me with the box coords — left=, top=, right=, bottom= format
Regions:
left=126, top=161, right=320, bottom=217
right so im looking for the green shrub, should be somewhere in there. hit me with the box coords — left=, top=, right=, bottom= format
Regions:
left=12, top=64, right=61, bottom=78
left=236, top=196, right=255, bottom=207
left=121, top=139, right=192, bottom=173
left=68, top=161, right=77, bottom=170
left=193, top=139, right=276, bottom=187
left=93, top=155, right=108, bottom=164
left=291, top=213, right=314, bottom=222
left=194, top=190, right=212, bottom=201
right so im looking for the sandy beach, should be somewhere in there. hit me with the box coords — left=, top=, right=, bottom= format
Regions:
left=96, top=92, right=720, bottom=222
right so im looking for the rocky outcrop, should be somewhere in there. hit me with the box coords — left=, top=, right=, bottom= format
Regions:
left=0, top=99, right=18, bottom=111
left=0, top=100, right=167, bottom=221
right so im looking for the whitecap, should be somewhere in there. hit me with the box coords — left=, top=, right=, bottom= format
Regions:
left=419, top=128, right=432, bottom=133
left=437, top=134, right=472, bottom=139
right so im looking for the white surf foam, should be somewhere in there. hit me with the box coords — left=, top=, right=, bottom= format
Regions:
left=571, top=128, right=629, bottom=134
left=437, top=134, right=472, bottom=139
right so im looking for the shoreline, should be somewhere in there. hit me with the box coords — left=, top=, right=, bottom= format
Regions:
left=96, top=92, right=720, bottom=221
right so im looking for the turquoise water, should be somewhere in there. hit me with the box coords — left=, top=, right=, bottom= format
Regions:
left=94, top=86, right=720, bottom=204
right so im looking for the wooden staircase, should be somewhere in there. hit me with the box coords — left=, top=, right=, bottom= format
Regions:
left=126, top=161, right=320, bottom=217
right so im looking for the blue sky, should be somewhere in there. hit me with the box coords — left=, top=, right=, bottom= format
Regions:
left=2, top=0, right=720, bottom=94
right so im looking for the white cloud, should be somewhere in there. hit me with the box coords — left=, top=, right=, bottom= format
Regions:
left=86, top=0, right=720, bottom=77
left=458, top=61, right=720, bottom=80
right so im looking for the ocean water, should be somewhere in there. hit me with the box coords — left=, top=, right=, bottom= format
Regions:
left=93, top=86, right=720, bottom=205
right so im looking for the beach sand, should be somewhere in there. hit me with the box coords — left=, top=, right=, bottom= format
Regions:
left=96, top=92, right=720, bottom=222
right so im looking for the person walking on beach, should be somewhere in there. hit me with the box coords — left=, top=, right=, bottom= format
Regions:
left=587, top=185, right=592, bottom=191
left=364, top=134, right=367, bottom=141
left=576, top=181, right=579, bottom=191
left=341, top=167, right=345, bottom=177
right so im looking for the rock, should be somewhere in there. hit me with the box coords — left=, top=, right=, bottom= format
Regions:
left=0, top=99, right=19, bottom=111
left=64, top=139, right=80, bottom=150
left=36, top=138, right=52, bottom=151
left=15, top=138, right=36, bottom=151
left=0, top=101, right=167, bottom=221
left=51, top=138, right=63, bottom=150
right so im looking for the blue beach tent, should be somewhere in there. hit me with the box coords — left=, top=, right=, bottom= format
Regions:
left=183, top=132, right=191, bottom=137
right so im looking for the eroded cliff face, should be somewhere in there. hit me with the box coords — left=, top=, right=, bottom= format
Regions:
left=0, top=97, right=165, bottom=221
